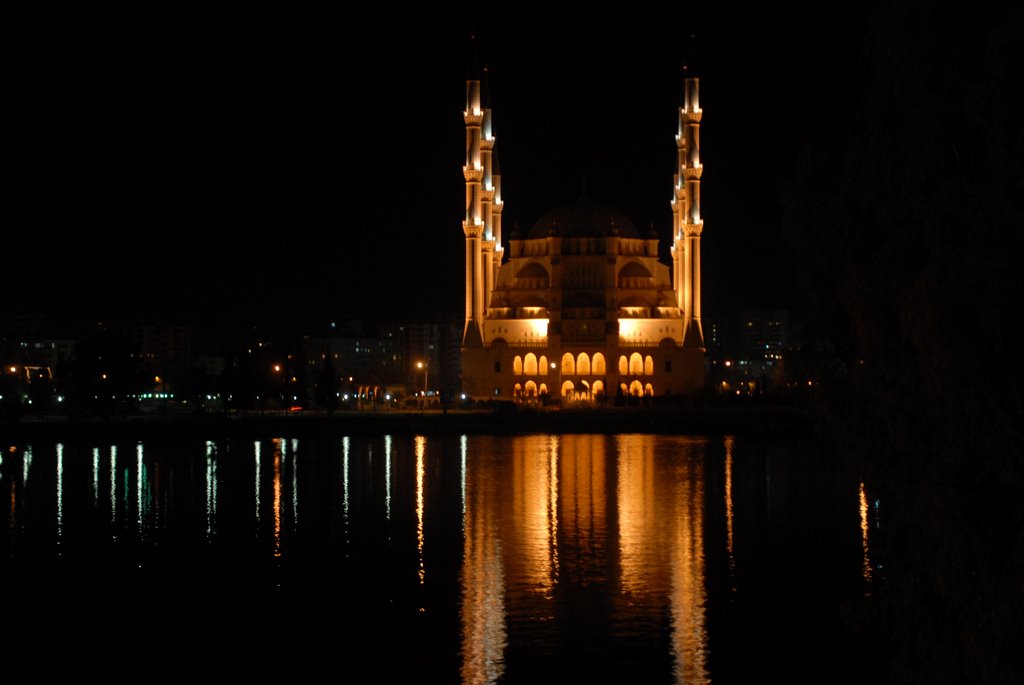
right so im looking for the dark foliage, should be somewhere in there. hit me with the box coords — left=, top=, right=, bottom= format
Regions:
left=784, top=2, right=1024, bottom=681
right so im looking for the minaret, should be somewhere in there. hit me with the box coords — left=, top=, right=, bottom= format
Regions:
left=670, top=74, right=705, bottom=348
left=490, top=147, right=504, bottom=295
left=480, top=68, right=498, bottom=308
left=463, top=77, right=485, bottom=347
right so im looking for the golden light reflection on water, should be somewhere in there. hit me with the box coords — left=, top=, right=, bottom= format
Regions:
left=461, top=436, right=507, bottom=685
left=668, top=444, right=708, bottom=684
left=415, top=435, right=426, bottom=586
left=559, top=434, right=607, bottom=584
left=272, top=438, right=282, bottom=557
left=460, top=434, right=711, bottom=684
left=724, top=436, right=736, bottom=586
left=617, top=434, right=656, bottom=596
left=859, top=481, right=872, bottom=585
left=512, top=435, right=558, bottom=594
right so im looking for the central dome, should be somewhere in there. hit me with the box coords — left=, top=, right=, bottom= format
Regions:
left=528, top=199, right=639, bottom=239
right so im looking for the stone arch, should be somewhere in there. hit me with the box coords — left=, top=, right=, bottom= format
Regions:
left=524, top=353, right=538, bottom=375
left=577, top=352, right=591, bottom=376
left=644, top=355, right=654, bottom=376
left=561, top=380, right=574, bottom=397
left=513, top=355, right=523, bottom=376
left=525, top=380, right=538, bottom=397
left=619, top=383, right=628, bottom=395
left=514, top=383, right=522, bottom=397
left=618, top=261, right=653, bottom=279
left=561, top=353, right=575, bottom=376
left=593, top=352, right=606, bottom=375
left=644, top=383, right=654, bottom=397
left=619, top=355, right=628, bottom=375
left=629, top=380, right=643, bottom=396
left=592, top=379, right=605, bottom=396
left=539, top=355, right=548, bottom=375
left=539, top=383, right=549, bottom=396
left=629, top=353, right=643, bottom=375
left=516, top=262, right=550, bottom=279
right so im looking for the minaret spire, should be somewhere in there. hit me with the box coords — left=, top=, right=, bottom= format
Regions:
left=463, top=68, right=485, bottom=347
left=671, top=70, right=705, bottom=348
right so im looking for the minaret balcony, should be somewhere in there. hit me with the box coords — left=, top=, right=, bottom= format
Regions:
left=683, top=222, right=703, bottom=237
left=463, top=221, right=484, bottom=237
left=464, top=112, right=484, bottom=125
left=463, top=166, right=484, bottom=181
left=683, top=167, right=703, bottom=179
left=682, top=110, right=703, bottom=123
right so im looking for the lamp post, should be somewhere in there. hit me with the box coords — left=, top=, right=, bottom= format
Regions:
left=550, top=361, right=562, bottom=406
left=416, top=361, right=428, bottom=408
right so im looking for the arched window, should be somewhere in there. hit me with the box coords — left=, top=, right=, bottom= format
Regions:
left=525, top=380, right=538, bottom=397
left=644, top=383, right=654, bottom=397
left=629, top=380, right=643, bottom=396
left=644, top=355, right=654, bottom=376
left=561, top=353, right=575, bottom=376
left=524, top=353, right=538, bottom=375
left=619, top=355, right=628, bottom=375
left=593, top=353, right=606, bottom=375
left=577, top=352, right=591, bottom=376
left=629, top=353, right=643, bottom=375
left=539, top=383, right=548, bottom=396
left=539, top=355, right=548, bottom=375
left=619, top=382, right=628, bottom=395
left=514, top=383, right=522, bottom=397
left=592, top=380, right=605, bottom=396
left=561, top=380, right=575, bottom=397
left=513, top=355, right=523, bottom=376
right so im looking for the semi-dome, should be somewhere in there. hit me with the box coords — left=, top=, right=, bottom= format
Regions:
left=528, top=199, right=639, bottom=239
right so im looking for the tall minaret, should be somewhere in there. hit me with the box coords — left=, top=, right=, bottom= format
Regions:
left=480, top=68, right=499, bottom=308
left=463, top=77, right=485, bottom=347
left=670, top=74, right=705, bottom=348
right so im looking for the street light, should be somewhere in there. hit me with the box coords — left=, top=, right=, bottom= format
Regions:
left=416, top=361, right=428, bottom=406
left=550, top=361, right=562, bottom=405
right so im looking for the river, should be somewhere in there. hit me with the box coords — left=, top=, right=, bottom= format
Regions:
left=0, top=433, right=881, bottom=682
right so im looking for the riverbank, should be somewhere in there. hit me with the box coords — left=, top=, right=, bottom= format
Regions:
left=0, top=404, right=812, bottom=442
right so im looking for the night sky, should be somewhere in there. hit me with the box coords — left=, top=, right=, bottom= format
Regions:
left=11, top=5, right=866, bottom=332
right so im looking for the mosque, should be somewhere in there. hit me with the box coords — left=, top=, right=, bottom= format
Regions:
left=459, top=74, right=706, bottom=402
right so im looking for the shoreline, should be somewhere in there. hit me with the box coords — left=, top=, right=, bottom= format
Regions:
left=0, top=405, right=812, bottom=442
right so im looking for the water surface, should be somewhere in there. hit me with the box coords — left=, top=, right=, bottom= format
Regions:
left=0, top=434, right=879, bottom=682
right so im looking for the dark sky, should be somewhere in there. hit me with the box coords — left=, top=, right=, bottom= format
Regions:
left=10, top=5, right=866, bottom=332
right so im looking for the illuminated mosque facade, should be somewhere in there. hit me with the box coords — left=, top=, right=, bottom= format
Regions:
left=460, top=74, right=706, bottom=401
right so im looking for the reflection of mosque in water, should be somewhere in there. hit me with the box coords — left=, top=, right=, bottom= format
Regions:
left=460, top=434, right=710, bottom=684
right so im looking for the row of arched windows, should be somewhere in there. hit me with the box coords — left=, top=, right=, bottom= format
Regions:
left=513, top=379, right=611, bottom=398
left=512, top=351, right=655, bottom=376
left=512, top=379, right=653, bottom=399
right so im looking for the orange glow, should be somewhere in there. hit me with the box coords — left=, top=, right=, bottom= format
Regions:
left=272, top=439, right=282, bottom=558
left=416, top=435, right=427, bottom=585
left=273, top=364, right=281, bottom=373
left=724, top=437, right=736, bottom=585
left=859, top=481, right=872, bottom=585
